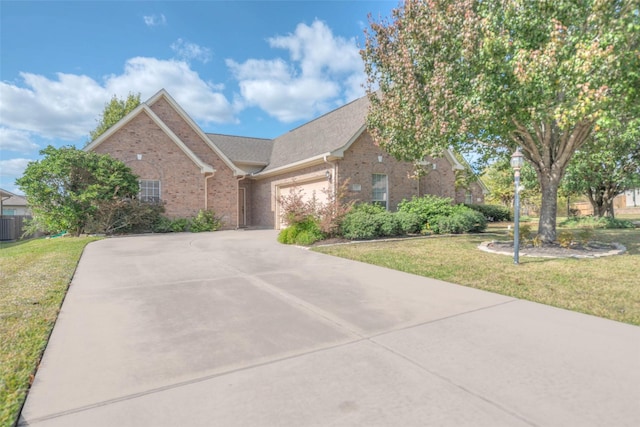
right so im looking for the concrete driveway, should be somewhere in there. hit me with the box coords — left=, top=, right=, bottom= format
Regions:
left=19, top=231, right=640, bottom=426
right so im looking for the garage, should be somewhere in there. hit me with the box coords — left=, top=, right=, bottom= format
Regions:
left=276, top=178, right=330, bottom=229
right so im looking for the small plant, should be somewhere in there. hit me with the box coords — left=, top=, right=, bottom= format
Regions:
left=170, top=218, right=190, bottom=232
left=278, top=217, right=325, bottom=245
left=576, top=228, right=594, bottom=245
left=531, top=234, right=543, bottom=248
left=190, top=209, right=222, bottom=232
left=557, top=230, right=575, bottom=248
left=508, top=224, right=532, bottom=244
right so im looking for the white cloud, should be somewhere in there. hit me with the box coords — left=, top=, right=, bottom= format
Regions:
left=0, top=128, right=39, bottom=153
left=171, top=39, right=213, bottom=64
left=143, top=14, right=166, bottom=27
left=0, top=57, right=236, bottom=142
left=0, top=158, right=32, bottom=177
left=227, top=20, right=366, bottom=122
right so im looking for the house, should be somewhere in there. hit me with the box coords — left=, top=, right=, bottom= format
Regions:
left=0, top=189, right=30, bottom=216
left=86, top=89, right=485, bottom=229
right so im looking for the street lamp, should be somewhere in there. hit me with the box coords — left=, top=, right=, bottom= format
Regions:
left=510, top=148, right=525, bottom=264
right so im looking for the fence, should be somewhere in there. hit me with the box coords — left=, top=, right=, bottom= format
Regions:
left=0, top=215, right=38, bottom=241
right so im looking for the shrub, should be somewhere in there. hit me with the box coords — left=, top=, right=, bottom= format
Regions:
left=557, top=231, right=574, bottom=248
left=395, top=211, right=422, bottom=234
left=560, top=216, right=634, bottom=229
left=378, top=211, right=402, bottom=237
left=465, top=204, right=511, bottom=222
left=86, top=199, right=165, bottom=235
left=508, top=224, right=533, bottom=244
left=428, top=205, right=487, bottom=234
left=190, top=209, right=222, bottom=232
left=278, top=217, right=324, bottom=245
left=398, top=195, right=455, bottom=224
left=153, top=216, right=174, bottom=233
left=341, top=209, right=382, bottom=240
left=170, top=218, right=190, bottom=232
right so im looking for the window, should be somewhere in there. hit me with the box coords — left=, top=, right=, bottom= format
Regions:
left=139, top=180, right=161, bottom=203
left=372, top=174, right=388, bottom=209
left=2, top=208, right=16, bottom=216
left=465, top=191, right=473, bottom=205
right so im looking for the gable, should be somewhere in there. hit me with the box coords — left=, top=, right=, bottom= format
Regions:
left=85, top=105, right=214, bottom=174
left=146, top=90, right=242, bottom=176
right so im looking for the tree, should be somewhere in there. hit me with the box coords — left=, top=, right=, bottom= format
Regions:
left=89, top=93, right=141, bottom=141
left=562, top=117, right=640, bottom=217
left=482, top=157, right=539, bottom=208
left=16, top=146, right=139, bottom=235
left=362, top=0, right=640, bottom=241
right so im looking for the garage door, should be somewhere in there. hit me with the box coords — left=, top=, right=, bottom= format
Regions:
left=277, top=179, right=329, bottom=229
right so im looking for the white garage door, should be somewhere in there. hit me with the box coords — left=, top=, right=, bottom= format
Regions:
left=277, top=179, right=329, bottom=229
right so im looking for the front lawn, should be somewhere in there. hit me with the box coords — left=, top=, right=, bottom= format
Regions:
left=313, top=225, right=640, bottom=326
left=0, top=237, right=99, bottom=427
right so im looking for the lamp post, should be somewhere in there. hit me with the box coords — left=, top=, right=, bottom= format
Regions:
left=510, top=148, right=525, bottom=264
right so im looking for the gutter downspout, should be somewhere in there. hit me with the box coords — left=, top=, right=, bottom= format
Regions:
left=236, top=176, right=243, bottom=228
left=204, top=173, right=215, bottom=210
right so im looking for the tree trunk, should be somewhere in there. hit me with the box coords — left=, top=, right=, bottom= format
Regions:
left=538, top=174, right=561, bottom=242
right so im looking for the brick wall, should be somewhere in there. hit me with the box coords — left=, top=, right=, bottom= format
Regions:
left=92, top=112, right=205, bottom=218
left=149, top=97, right=239, bottom=228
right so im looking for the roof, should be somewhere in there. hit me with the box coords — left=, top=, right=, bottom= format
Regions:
left=0, top=189, right=27, bottom=206
left=87, top=89, right=468, bottom=178
left=262, top=96, right=370, bottom=173
left=206, top=134, right=273, bottom=165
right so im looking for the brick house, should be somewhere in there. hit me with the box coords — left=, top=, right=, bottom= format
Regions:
left=86, top=89, right=486, bottom=229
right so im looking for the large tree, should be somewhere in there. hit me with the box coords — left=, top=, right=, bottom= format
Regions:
left=562, top=117, right=640, bottom=217
left=89, top=93, right=141, bottom=141
left=362, top=0, right=640, bottom=241
left=16, top=146, right=139, bottom=236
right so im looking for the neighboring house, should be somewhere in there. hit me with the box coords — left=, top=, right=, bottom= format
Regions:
left=0, top=189, right=30, bottom=216
left=623, top=188, right=640, bottom=207
left=86, top=89, right=485, bottom=229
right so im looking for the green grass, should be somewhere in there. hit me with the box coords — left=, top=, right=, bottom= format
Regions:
left=313, top=225, right=640, bottom=326
left=0, top=237, right=99, bottom=427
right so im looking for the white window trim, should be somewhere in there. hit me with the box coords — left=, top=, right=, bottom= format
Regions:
left=372, top=173, right=388, bottom=210
left=139, top=179, right=161, bottom=203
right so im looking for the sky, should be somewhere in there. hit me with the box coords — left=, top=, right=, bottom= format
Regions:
left=0, top=0, right=398, bottom=194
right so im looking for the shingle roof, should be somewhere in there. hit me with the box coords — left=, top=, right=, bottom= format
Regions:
left=262, top=95, right=370, bottom=172
left=206, top=133, right=273, bottom=165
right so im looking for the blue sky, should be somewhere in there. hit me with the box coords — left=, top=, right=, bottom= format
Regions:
left=0, top=0, right=397, bottom=193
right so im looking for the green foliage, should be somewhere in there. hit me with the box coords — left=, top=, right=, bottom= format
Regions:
left=560, top=216, right=635, bottom=229
left=395, top=211, right=423, bottom=234
left=481, top=157, right=539, bottom=208
left=509, top=224, right=533, bottom=245
left=465, top=204, right=511, bottom=222
left=16, top=146, right=139, bottom=236
left=89, top=93, right=141, bottom=141
left=362, top=0, right=640, bottom=242
left=377, top=211, right=402, bottom=237
left=278, top=218, right=325, bottom=245
left=170, top=218, right=190, bottom=232
left=190, top=210, right=222, bottom=232
left=562, top=117, right=640, bottom=217
left=430, top=207, right=487, bottom=234
left=153, top=216, right=175, bottom=233
left=397, top=195, right=455, bottom=224
left=341, top=209, right=383, bottom=240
